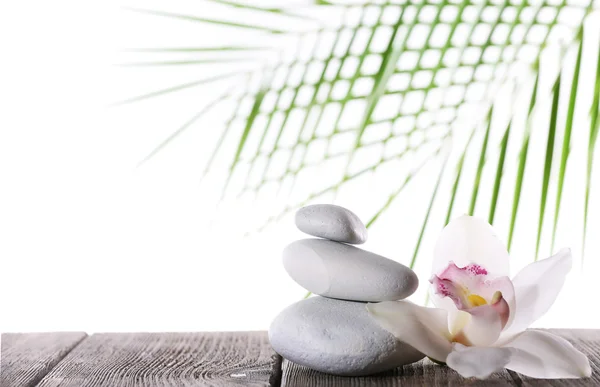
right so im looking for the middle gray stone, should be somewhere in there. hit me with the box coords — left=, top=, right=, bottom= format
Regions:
left=282, top=238, right=419, bottom=302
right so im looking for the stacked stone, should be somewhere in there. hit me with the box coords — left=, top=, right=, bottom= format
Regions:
left=269, top=204, right=424, bottom=376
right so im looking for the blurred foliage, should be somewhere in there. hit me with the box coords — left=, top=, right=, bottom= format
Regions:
left=124, top=0, right=600, bottom=265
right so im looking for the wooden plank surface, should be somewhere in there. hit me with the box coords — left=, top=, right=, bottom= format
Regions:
left=2, top=329, right=597, bottom=386
left=0, top=332, right=87, bottom=387
left=36, top=331, right=279, bottom=387
left=281, top=357, right=517, bottom=386
left=281, top=329, right=600, bottom=387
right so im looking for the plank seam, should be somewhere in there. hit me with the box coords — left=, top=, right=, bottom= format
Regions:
left=32, top=333, right=89, bottom=387
left=507, top=369, right=524, bottom=387
left=269, top=354, right=283, bottom=387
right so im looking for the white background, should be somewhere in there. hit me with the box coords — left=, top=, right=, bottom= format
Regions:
left=1, top=0, right=599, bottom=332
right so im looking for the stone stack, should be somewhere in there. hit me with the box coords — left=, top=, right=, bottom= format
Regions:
left=268, top=204, right=424, bottom=376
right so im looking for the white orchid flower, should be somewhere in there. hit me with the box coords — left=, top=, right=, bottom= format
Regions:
left=367, top=215, right=591, bottom=379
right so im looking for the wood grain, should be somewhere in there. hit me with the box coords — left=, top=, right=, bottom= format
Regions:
left=281, top=329, right=600, bottom=387
left=0, top=332, right=87, bottom=387
left=36, top=331, right=279, bottom=387
left=2, top=329, right=597, bottom=386
left=281, top=357, right=516, bottom=386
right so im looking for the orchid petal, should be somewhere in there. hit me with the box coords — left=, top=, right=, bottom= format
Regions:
left=431, top=262, right=515, bottom=321
left=430, top=291, right=470, bottom=336
left=430, top=292, right=468, bottom=337
left=490, top=291, right=510, bottom=328
left=446, top=343, right=512, bottom=379
left=431, top=275, right=470, bottom=309
left=488, top=277, right=516, bottom=329
left=431, top=263, right=490, bottom=309
left=433, top=215, right=510, bottom=278
left=458, top=302, right=504, bottom=347
left=431, top=288, right=458, bottom=311
left=430, top=285, right=511, bottom=342
left=504, top=330, right=591, bottom=379
left=367, top=301, right=452, bottom=362
left=503, top=248, right=572, bottom=336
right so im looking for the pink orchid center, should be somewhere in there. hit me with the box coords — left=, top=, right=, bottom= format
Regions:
left=431, top=262, right=512, bottom=333
left=431, top=262, right=496, bottom=308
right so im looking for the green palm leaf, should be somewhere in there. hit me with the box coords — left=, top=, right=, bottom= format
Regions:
left=488, top=119, right=511, bottom=225
left=507, top=71, right=538, bottom=251
left=551, top=37, right=582, bottom=252
left=535, top=76, right=560, bottom=261
left=583, top=32, right=600, bottom=262
left=123, top=0, right=599, bottom=268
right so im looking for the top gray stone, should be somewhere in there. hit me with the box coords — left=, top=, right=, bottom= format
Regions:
left=295, top=204, right=367, bottom=244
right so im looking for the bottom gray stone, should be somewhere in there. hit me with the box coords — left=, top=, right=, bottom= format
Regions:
left=268, top=297, right=424, bottom=376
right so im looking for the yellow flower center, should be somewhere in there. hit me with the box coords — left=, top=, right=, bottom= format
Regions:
left=467, top=294, right=488, bottom=307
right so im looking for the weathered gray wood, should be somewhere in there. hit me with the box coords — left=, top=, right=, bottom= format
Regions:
left=281, top=329, right=600, bottom=386
left=3, top=329, right=597, bottom=386
left=281, top=357, right=516, bottom=386
left=0, top=332, right=87, bottom=387
left=36, top=331, right=279, bottom=387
